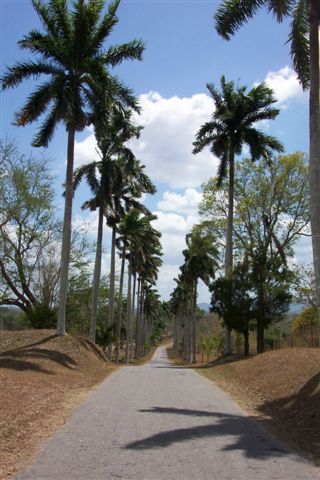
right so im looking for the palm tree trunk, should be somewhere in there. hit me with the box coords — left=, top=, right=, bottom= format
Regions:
left=243, top=327, right=249, bottom=356
left=57, top=126, right=76, bottom=336
left=135, top=276, right=141, bottom=358
left=130, top=271, right=137, bottom=359
left=125, top=251, right=132, bottom=363
left=192, top=280, right=198, bottom=363
left=115, top=249, right=126, bottom=363
left=89, top=205, right=104, bottom=343
left=224, top=146, right=235, bottom=353
left=309, top=1, right=320, bottom=330
left=107, top=225, right=116, bottom=358
left=139, top=281, right=145, bottom=356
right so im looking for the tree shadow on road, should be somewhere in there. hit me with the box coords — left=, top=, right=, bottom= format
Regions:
left=124, top=406, right=291, bottom=461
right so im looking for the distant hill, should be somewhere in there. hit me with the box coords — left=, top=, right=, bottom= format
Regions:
left=198, top=303, right=210, bottom=312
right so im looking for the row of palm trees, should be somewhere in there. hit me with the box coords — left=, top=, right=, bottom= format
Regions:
left=172, top=0, right=320, bottom=357
left=214, top=0, right=320, bottom=342
left=1, top=0, right=147, bottom=340
left=185, top=76, right=283, bottom=356
left=171, top=224, right=218, bottom=362
left=73, top=103, right=163, bottom=360
left=1, top=0, right=165, bottom=360
left=1, top=0, right=166, bottom=358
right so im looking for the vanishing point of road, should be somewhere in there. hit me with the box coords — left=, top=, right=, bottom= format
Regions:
left=16, top=346, right=319, bottom=480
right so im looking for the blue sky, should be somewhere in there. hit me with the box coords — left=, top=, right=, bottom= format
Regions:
left=0, top=0, right=311, bottom=302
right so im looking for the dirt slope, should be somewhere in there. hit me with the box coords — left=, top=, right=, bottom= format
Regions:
left=0, top=330, right=115, bottom=480
left=197, top=348, right=320, bottom=464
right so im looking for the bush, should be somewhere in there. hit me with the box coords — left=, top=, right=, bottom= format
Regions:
left=27, top=304, right=57, bottom=329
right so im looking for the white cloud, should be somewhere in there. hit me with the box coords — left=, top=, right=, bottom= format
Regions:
left=74, top=128, right=99, bottom=168
left=128, top=91, right=218, bottom=189
left=73, top=91, right=218, bottom=188
left=157, top=188, right=202, bottom=215
left=293, top=235, right=313, bottom=265
left=263, top=65, right=305, bottom=105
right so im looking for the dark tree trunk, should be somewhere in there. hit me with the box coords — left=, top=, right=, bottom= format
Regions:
left=115, top=250, right=126, bottom=363
left=57, top=126, right=75, bottom=336
left=107, top=226, right=116, bottom=358
left=135, top=277, right=141, bottom=358
left=130, top=271, right=137, bottom=359
left=309, top=1, right=320, bottom=332
left=125, top=251, right=132, bottom=363
left=224, top=146, right=235, bottom=354
left=192, top=280, right=198, bottom=363
left=257, top=277, right=265, bottom=354
left=89, top=205, right=104, bottom=343
left=243, top=328, right=249, bottom=356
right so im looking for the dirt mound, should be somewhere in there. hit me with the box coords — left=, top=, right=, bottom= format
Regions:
left=0, top=330, right=115, bottom=479
left=198, top=348, right=320, bottom=464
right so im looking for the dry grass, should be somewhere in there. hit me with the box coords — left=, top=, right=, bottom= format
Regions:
left=0, top=330, right=117, bottom=480
left=195, top=348, right=320, bottom=464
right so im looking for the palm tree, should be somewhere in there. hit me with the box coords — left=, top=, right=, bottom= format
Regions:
left=116, top=210, right=153, bottom=362
left=1, top=0, right=144, bottom=336
left=214, top=0, right=320, bottom=326
left=106, top=159, right=156, bottom=357
left=73, top=107, right=142, bottom=343
left=193, top=76, right=283, bottom=352
left=133, top=232, right=162, bottom=358
left=182, top=224, right=219, bottom=362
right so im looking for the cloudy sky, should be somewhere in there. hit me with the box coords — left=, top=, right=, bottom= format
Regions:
left=1, top=1, right=312, bottom=302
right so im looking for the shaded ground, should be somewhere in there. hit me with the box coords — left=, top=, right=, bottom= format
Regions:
left=193, top=348, right=320, bottom=465
left=0, top=330, right=115, bottom=480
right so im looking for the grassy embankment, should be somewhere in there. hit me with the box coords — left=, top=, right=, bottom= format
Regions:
left=0, top=330, right=116, bottom=479
left=168, top=346, right=320, bottom=465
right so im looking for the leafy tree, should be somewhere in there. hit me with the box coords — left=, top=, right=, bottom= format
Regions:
left=210, top=262, right=255, bottom=356
left=214, top=0, right=320, bottom=326
left=1, top=0, right=144, bottom=336
left=193, top=76, right=283, bottom=353
left=200, top=153, right=310, bottom=352
left=292, top=305, right=319, bottom=347
left=0, top=140, right=59, bottom=315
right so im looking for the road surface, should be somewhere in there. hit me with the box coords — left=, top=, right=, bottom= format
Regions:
left=16, top=346, right=319, bottom=480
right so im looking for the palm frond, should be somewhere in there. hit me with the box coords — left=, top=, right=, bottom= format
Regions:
left=48, top=0, right=72, bottom=42
left=215, top=0, right=265, bottom=40
left=267, top=0, right=295, bottom=22
left=32, top=0, right=58, bottom=36
left=216, top=152, right=228, bottom=186
left=104, top=40, right=145, bottom=67
left=90, top=0, right=120, bottom=53
left=31, top=100, right=62, bottom=147
left=289, top=0, right=309, bottom=89
left=14, top=77, right=64, bottom=125
left=1, top=61, right=62, bottom=90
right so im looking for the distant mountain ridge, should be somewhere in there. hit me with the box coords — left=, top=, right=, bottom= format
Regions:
left=198, top=302, right=210, bottom=312
left=197, top=302, right=303, bottom=315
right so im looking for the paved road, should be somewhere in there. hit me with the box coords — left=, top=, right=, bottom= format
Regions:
left=16, top=346, right=319, bottom=480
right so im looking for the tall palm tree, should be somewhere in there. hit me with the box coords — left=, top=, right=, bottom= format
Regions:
left=73, top=106, right=141, bottom=342
left=182, top=224, right=219, bottom=362
left=193, top=76, right=283, bottom=352
left=133, top=232, right=162, bottom=358
left=106, top=159, right=156, bottom=357
left=1, top=0, right=144, bottom=336
left=116, top=210, right=155, bottom=362
left=214, top=0, right=320, bottom=324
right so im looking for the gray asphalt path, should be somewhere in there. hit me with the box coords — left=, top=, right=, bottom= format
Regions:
left=16, top=346, right=319, bottom=480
